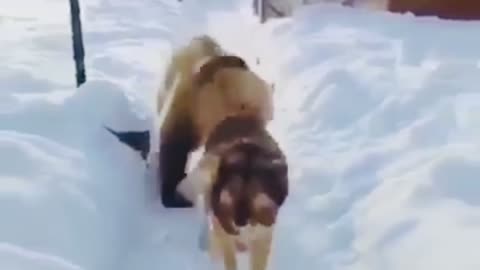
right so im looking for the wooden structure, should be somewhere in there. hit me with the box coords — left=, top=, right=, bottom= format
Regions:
left=388, top=0, right=480, bottom=20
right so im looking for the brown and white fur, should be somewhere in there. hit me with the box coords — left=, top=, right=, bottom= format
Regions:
left=177, top=115, right=288, bottom=270
left=156, top=35, right=275, bottom=208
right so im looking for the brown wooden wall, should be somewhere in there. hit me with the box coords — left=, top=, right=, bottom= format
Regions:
left=388, top=0, right=480, bottom=20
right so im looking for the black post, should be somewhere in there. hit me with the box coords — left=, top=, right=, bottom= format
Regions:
left=260, top=0, right=266, bottom=23
left=69, top=0, right=87, bottom=87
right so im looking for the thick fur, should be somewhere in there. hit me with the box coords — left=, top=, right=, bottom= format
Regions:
left=194, top=55, right=249, bottom=86
left=191, top=66, right=274, bottom=147
left=157, top=35, right=223, bottom=114
left=177, top=115, right=288, bottom=270
left=157, top=35, right=274, bottom=208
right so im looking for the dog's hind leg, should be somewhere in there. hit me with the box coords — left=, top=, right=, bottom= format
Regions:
left=249, top=227, right=273, bottom=270
left=212, top=217, right=238, bottom=270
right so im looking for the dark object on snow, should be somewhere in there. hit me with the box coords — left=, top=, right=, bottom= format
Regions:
left=342, top=0, right=355, bottom=7
left=158, top=128, right=196, bottom=208
left=105, top=126, right=150, bottom=160
left=253, top=0, right=286, bottom=23
left=69, top=0, right=86, bottom=87
left=388, top=0, right=480, bottom=20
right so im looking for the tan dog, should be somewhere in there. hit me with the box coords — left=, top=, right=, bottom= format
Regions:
left=156, top=35, right=274, bottom=208
left=177, top=115, right=288, bottom=270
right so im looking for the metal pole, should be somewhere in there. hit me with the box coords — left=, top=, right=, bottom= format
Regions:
left=260, top=0, right=266, bottom=23
left=69, top=0, right=87, bottom=87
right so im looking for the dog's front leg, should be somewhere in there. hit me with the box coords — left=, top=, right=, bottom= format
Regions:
left=213, top=217, right=237, bottom=270
left=249, top=227, right=273, bottom=270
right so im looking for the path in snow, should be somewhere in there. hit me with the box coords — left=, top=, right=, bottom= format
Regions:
left=2, top=0, right=480, bottom=270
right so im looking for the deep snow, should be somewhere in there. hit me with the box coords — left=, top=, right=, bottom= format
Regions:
left=1, top=0, right=480, bottom=270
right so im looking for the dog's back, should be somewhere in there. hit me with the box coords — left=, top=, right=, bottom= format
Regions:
left=194, top=55, right=249, bottom=87
left=206, top=115, right=288, bottom=235
left=176, top=115, right=288, bottom=270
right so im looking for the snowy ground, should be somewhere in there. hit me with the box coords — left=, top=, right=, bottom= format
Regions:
left=1, top=0, right=480, bottom=269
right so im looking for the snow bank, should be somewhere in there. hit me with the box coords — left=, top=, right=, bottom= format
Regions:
left=0, top=0, right=165, bottom=269
left=260, top=4, right=480, bottom=270
left=1, top=0, right=480, bottom=270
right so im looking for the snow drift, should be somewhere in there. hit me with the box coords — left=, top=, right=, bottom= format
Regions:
left=1, top=0, right=480, bottom=270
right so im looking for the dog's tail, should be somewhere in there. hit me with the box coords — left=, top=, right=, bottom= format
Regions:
left=104, top=125, right=150, bottom=160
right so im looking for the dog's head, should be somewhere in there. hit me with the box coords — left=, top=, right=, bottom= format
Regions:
left=210, top=141, right=288, bottom=235
left=214, top=69, right=274, bottom=123
left=193, top=55, right=273, bottom=124
left=194, top=55, right=249, bottom=87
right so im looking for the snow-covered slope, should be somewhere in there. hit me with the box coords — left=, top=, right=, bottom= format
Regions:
left=1, top=0, right=480, bottom=270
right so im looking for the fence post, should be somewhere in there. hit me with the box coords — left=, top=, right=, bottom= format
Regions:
left=69, top=0, right=86, bottom=88
left=260, top=0, right=266, bottom=23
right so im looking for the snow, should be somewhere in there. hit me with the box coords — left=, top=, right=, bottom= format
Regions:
left=1, top=0, right=480, bottom=270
